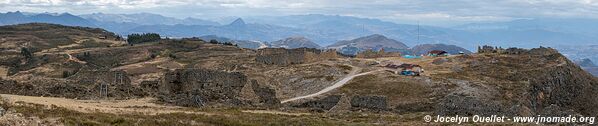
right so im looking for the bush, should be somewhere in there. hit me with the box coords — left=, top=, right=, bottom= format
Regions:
left=62, top=71, right=71, bottom=78
left=20, top=47, right=33, bottom=58
left=209, top=39, right=219, bottom=44
left=127, top=33, right=161, bottom=44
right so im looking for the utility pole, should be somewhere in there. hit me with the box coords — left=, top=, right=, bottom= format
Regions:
left=417, top=21, right=420, bottom=44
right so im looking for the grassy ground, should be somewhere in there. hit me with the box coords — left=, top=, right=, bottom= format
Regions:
left=1, top=101, right=368, bottom=126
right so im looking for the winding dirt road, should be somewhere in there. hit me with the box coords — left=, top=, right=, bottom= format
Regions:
left=281, top=66, right=381, bottom=103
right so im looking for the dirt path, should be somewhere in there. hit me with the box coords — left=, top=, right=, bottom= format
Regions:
left=0, top=94, right=210, bottom=115
left=241, top=110, right=311, bottom=116
left=280, top=66, right=382, bottom=103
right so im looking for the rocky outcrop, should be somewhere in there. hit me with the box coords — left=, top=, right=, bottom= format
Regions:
left=159, top=69, right=248, bottom=107
left=458, top=47, right=598, bottom=117
left=350, top=95, right=388, bottom=111
left=294, top=95, right=341, bottom=111
left=525, top=60, right=598, bottom=116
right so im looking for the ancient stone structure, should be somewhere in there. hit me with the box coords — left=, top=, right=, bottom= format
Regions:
left=436, top=94, right=506, bottom=116
left=160, top=69, right=248, bottom=107
left=250, top=80, right=280, bottom=105
left=350, top=95, right=388, bottom=111
left=478, top=45, right=559, bottom=56
left=256, top=48, right=339, bottom=65
left=355, top=48, right=401, bottom=58
left=294, top=95, right=341, bottom=111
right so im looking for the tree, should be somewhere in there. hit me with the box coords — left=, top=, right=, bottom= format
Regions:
left=209, top=39, right=219, bottom=44
left=62, top=71, right=71, bottom=78
left=127, top=33, right=161, bottom=44
left=20, top=47, right=32, bottom=58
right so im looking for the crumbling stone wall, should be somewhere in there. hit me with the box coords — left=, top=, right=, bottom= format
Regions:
left=159, top=69, right=248, bottom=107
left=350, top=95, right=388, bottom=111
left=256, top=48, right=340, bottom=65
left=478, top=45, right=559, bottom=56
left=294, top=95, right=341, bottom=111
left=250, top=80, right=280, bottom=105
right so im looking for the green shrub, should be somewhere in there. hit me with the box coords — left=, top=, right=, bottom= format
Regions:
left=127, top=33, right=161, bottom=44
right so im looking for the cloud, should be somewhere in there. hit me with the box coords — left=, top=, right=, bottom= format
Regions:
left=2, top=0, right=598, bottom=25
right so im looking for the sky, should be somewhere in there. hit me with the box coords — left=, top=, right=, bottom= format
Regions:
left=2, top=0, right=598, bottom=26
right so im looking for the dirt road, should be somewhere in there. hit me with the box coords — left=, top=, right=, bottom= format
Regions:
left=280, top=66, right=381, bottom=103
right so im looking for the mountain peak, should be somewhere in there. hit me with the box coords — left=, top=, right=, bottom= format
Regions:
left=229, top=18, right=246, bottom=26
left=271, top=36, right=321, bottom=49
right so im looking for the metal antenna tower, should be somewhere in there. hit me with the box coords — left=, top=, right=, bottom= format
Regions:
left=417, top=21, right=420, bottom=44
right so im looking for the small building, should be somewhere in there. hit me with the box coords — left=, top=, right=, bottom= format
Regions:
left=428, top=50, right=448, bottom=56
left=384, top=63, right=423, bottom=76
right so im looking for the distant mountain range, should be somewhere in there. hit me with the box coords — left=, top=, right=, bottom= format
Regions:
left=270, top=36, right=321, bottom=49
left=0, top=11, right=94, bottom=27
left=80, top=13, right=220, bottom=26
left=2, top=11, right=597, bottom=49
left=1, top=11, right=597, bottom=64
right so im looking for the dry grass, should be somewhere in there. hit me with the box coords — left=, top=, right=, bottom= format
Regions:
left=1, top=102, right=360, bottom=126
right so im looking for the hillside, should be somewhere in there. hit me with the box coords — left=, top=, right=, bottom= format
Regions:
left=1, top=24, right=598, bottom=125
left=328, top=34, right=410, bottom=55
left=270, top=36, right=321, bottom=49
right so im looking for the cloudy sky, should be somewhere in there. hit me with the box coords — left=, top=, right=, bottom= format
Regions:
left=1, top=0, right=598, bottom=26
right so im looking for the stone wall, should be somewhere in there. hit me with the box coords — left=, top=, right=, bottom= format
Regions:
left=350, top=95, right=388, bottom=111
left=159, top=69, right=248, bottom=107
left=294, top=95, right=341, bottom=111
left=250, top=80, right=280, bottom=105
left=355, top=49, right=401, bottom=58
left=256, top=48, right=340, bottom=65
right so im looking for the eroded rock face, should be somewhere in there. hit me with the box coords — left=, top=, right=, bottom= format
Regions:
left=350, top=95, right=388, bottom=111
left=159, top=69, right=248, bottom=107
left=526, top=62, right=598, bottom=116
left=294, top=95, right=341, bottom=111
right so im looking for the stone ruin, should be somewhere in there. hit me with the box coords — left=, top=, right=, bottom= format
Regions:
left=350, top=95, right=388, bottom=111
left=355, top=48, right=401, bottom=58
left=159, top=69, right=247, bottom=107
left=477, top=45, right=559, bottom=56
left=255, top=48, right=339, bottom=65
